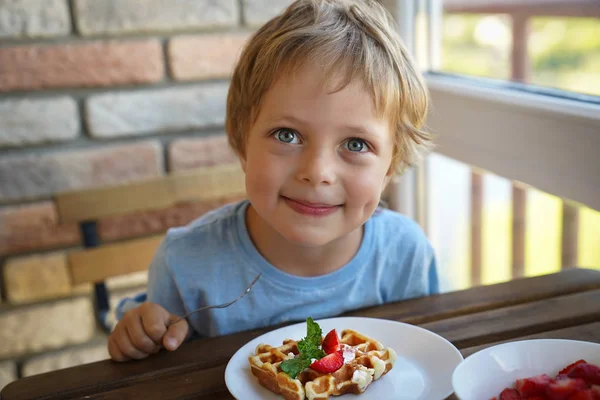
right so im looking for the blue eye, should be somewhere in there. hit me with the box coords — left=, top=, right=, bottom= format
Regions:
left=274, top=129, right=299, bottom=144
left=344, top=138, right=367, bottom=152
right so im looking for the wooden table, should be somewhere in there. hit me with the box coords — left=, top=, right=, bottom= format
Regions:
left=2, top=268, right=599, bottom=400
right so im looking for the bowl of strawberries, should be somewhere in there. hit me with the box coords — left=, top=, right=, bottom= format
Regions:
left=452, top=339, right=600, bottom=400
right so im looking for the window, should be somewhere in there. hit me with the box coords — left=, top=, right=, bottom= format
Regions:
left=381, top=0, right=600, bottom=292
left=435, top=0, right=600, bottom=98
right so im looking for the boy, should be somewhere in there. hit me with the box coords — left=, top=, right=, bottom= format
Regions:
left=108, top=0, right=437, bottom=362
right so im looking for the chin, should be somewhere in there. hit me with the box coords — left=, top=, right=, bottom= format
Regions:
left=276, top=226, right=338, bottom=248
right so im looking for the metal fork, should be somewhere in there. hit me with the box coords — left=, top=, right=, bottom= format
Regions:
left=169, top=273, right=262, bottom=326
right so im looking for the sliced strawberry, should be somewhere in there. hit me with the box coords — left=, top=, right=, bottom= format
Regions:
left=526, top=397, right=550, bottom=400
left=546, top=377, right=587, bottom=400
left=309, top=350, right=344, bottom=374
left=568, top=363, right=600, bottom=386
left=560, top=361, right=588, bottom=375
left=499, top=388, right=523, bottom=400
left=567, top=390, right=597, bottom=400
left=322, top=329, right=340, bottom=355
left=517, top=374, right=552, bottom=397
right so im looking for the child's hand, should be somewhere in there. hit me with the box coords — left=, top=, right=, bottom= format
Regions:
left=108, top=302, right=189, bottom=362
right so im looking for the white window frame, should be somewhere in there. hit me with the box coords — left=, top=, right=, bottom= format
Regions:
left=382, top=0, right=600, bottom=213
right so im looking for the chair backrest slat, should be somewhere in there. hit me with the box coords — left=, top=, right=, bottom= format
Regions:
left=68, top=235, right=163, bottom=285
left=55, top=163, right=245, bottom=224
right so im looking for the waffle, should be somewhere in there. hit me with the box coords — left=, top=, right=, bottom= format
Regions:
left=248, top=329, right=397, bottom=400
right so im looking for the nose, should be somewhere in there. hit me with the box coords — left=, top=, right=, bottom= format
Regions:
left=295, top=147, right=336, bottom=185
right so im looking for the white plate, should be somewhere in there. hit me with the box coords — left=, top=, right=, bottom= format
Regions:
left=452, top=339, right=600, bottom=400
left=225, top=316, right=463, bottom=400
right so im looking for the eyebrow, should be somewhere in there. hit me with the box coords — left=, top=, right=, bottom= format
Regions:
left=276, top=115, right=307, bottom=125
left=275, top=115, right=378, bottom=138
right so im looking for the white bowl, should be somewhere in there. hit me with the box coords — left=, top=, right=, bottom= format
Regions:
left=452, top=339, right=600, bottom=400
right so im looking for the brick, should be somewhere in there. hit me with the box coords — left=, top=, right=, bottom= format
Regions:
left=0, top=0, right=70, bottom=38
left=242, top=0, right=294, bottom=26
left=0, top=141, right=163, bottom=204
left=0, top=40, right=164, bottom=92
left=0, top=297, right=95, bottom=359
left=22, top=343, right=109, bottom=377
left=74, top=0, right=238, bottom=36
left=86, top=84, right=228, bottom=138
left=169, top=34, right=249, bottom=81
left=98, top=195, right=245, bottom=242
left=168, top=135, right=238, bottom=172
left=0, top=97, right=78, bottom=148
left=0, top=201, right=80, bottom=256
left=4, top=252, right=72, bottom=304
left=0, top=361, right=16, bottom=391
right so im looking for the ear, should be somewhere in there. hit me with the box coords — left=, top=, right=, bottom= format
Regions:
left=383, top=159, right=396, bottom=189
left=382, top=173, right=393, bottom=192
left=239, top=153, right=247, bottom=173
left=233, top=142, right=247, bottom=172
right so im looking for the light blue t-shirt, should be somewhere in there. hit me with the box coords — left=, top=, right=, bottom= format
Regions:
left=117, top=200, right=439, bottom=337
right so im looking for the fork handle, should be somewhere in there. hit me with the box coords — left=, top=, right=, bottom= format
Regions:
left=169, top=305, right=211, bottom=326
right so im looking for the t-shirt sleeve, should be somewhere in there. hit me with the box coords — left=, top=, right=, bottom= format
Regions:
left=146, top=237, right=188, bottom=317
left=426, top=249, right=440, bottom=295
left=376, top=212, right=441, bottom=302
left=115, top=237, right=187, bottom=321
left=398, top=242, right=439, bottom=299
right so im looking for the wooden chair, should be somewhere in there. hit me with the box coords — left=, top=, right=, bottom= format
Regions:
left=54, top=163, right=246, bottom=331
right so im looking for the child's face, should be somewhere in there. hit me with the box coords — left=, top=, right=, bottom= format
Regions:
left=241, top=62, right=394, bottom=248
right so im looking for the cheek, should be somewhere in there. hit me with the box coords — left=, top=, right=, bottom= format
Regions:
left=244, top=152, right=284, bottom=200
left=344, top=170, right=386, bottom=202
left=245, top=159, right=268, bottom=197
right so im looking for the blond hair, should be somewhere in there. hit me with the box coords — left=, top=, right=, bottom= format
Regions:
left=226, top=0, right=432, bottom=174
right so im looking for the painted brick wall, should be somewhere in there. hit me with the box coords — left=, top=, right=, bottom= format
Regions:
left=0, top=0, right=294, bottom=390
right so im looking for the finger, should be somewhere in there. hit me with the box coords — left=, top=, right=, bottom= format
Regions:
left=114, top=325, right=149, bottom=360
left=163, top=316, right=189, bottom=351
left=140, top=304, right=171, bottom=344
left=108, top=335, right=130, bottom=362
left=126, top=313, right=159, bottom=354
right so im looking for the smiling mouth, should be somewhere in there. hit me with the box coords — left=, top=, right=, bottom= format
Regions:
left=282, top=196, right=342, bottom=217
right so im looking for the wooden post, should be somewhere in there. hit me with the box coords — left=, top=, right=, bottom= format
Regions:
left=512, top=186, right=527, bottom=278
left=509, top=13, right=529, bottom=279
left=561, top=204, right=579, bottom=269
left=0, top=257, right=6, bottom=303
left=471, top=171, right=483, bottom=286
left=415, top=158, right=430, bottom=235
left=511, top=13, right=530, bottom=83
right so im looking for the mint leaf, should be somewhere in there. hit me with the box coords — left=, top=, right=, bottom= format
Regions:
left=298, top=317, right=326, bottom=361
left=302, top=346, right=326, bottom=362
left=305, top=317, right=323, bottom=347
left=279, top=318, right=326, bottom=379
left=280, top=357, right=310, bottom=379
